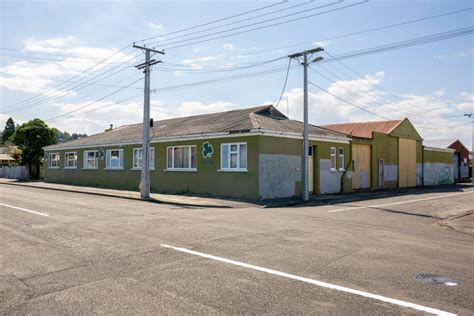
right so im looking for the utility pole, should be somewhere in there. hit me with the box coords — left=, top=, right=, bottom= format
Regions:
left=465, top=112, right=474, bottom=185
left=288, top=47, right=324, bottom=201
left=133, top=44, right=164, bottom=199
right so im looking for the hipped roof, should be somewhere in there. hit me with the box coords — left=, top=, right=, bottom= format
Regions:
left=44, top=105, right=349, bottom=150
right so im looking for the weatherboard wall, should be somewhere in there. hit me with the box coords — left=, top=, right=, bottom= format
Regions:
left=44, top=135, right=260, bottom=199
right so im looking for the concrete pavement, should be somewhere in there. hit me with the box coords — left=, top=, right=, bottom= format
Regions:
left=1, top=183, right=473, bottom=315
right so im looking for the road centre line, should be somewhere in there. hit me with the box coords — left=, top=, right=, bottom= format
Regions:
left=161, top=244, right=456, bottom=316
left=0, top=203, right=49, bottom=217
left=327, top=191, right=474, bottom=213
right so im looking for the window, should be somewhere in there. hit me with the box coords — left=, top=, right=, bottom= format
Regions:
left=221, top=143, right=247, bottom=171
left=83, top=151, right=98, bottom=169
left=330, top=147, right=336, bottom=171
left=64, top=152, right=77, bottom=169
left=338, top=148, right=345, bottom=171
left=48, top=153, right=60, bottom=169
left=133, top=147, right=155, bottom=170
left=106, top=149, right=123, bottom=169
left=166, top=146, right=197, bottom=170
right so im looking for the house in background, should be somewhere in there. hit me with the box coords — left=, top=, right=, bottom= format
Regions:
left=0, top=146, right=17, bottom=167
left=321, top=118, right=424, bottom=189
left=424, top=139, right=471, bottom=180
left=43, top=105, right=352, bottom=200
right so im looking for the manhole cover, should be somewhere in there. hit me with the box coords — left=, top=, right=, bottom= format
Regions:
left=414, top=274, right=459, bottom=286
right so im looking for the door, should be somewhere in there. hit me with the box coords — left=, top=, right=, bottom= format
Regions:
left=378, top=159, right=384, bottom=188
left=308, top=146, right=314, bottom=193
left=453, top=153, right=460, bottom=180
left=398, top=138, right=416, bottom=187
left=352, top=144, right=371, bottom=189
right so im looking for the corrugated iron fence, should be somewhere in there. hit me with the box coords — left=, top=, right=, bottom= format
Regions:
left=0, top=166, right=29, bottom=180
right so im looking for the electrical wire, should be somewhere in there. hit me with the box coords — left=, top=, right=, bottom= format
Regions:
left=146, top=1, right=335, bottom=46
left=2, top=44, right=136, bottom=110
left=239, top=6, right=474, bottom=56
left=136, top=0, right=288, bottom=43
left=45, top=78, right=143, bottom=122
left=274, top=58, right=292, bottom=109
left=154, top=1, right=368, bottom=50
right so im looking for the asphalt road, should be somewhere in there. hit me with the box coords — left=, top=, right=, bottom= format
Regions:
left=1, top=183, right=473, bottom=315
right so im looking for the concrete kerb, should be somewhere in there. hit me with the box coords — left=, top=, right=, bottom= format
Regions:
left=262, top=184, right=471, bottom=208
left=0, top=180, right=236, bottom=209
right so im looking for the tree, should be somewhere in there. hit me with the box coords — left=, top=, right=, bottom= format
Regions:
left=11, top=119, right=56, bottom=179
left=2, top=117, right=15, bottom=144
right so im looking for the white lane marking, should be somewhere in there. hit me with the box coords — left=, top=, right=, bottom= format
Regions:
left=328, top=191, right=474, bottom=213
left=161, top=244, right=456, bottom=316
left=0, top=203, right=49, bottom=217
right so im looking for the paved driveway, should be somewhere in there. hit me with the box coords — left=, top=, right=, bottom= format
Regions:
left=1, top=184, right=473, bottom=315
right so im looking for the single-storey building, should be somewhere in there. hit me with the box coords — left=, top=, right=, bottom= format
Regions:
left=422, top=146, right=455, bottom=186
left=424, top=139, right=471, bottom=180
left=43, top=105, right=353, bottom=200
left=321, top=118, right=423, bottom=189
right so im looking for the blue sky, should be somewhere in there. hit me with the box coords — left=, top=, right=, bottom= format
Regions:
left=1, top=0, right=473, bottom=147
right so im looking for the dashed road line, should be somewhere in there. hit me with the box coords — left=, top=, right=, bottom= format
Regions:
left=0, top=203, right=49, bottom=217
left=327, top=191, right=474, bottom=213
left=161, top=244, right=456, bottom=316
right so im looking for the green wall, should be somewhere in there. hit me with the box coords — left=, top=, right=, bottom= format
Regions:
left=423, top=148, right=453, bottom=164
left=44, top=135, right=260, bottom=199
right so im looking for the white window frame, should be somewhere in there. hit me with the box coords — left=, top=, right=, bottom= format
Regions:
left=48, top=152, right=60, bottom=169
left=83, top=150, right=98, bottom=169
left=166, top=145, right=197, bottom=171
left=330, top=147, right=337, bottom=171
left=64, top=152, right=77, bottom=169
left=132, top=147, right=155, bottom=170
left=105, top=149, right=124, bottom=170
left=219, top=142, right=248, bottom=172
left=338, top=147, right=345, bottom=171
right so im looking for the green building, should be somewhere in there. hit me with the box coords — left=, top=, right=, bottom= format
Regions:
left=322, top=118, right=454, bottom=189
left=43, top=105, right=352, bottom=200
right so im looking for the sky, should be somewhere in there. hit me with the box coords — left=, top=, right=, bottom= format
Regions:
left=0, top=0, right=473, bottom=149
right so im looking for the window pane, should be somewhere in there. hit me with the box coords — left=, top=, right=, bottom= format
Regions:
left=183, top=147, right=190, bottom=168
left=230, top=144, right=238, bottom=152
left=150, top=148, right=155, bottom=169
left=221, top=144, right=229, bottom=169
left=230, top=153, right=238, bottom=168
left=191, top=147, right=197, bottom=168
left=175, top=147, right=183, bottom=168
left=167, top=148, right=173, bottom=168
left=239, top=144, right=247, bottom=169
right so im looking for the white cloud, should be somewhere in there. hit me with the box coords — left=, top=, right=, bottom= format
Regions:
left=147, top=22, right=166, bottom=33
left=0, top=36, right=136, bottom=96
left=434, top=89, right=445, bottom=97
left=181, top=54, right=224, bottom=69
left=177, top=101, right=238, bottom=116
left=223, top=43, right=235, bottom=50
left=312, top=40, right=331, bottom=48
left=277, top=71, right=470, bottom=146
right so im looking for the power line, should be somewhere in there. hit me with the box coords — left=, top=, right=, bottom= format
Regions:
left=321, top=26, right=474, bottom=62
left=311, top=64, right=465, bottom=119
left=0, top=71, right=143, bottom=90
left=322, top=49, right=464, bottom=114
left=239, top=6, right=474, bottom=56
left=2, top=44, right=136, bottom=109
left=308, top=80, right=392, bottom=120
left=154, top=1, right=368, bottom=50
left=0, top=47, right=129, bottom=61
left=136, top=0, right=288, bottom=43
left=45, top=78, right=143, bottom=122
left=274, top=58, right=292, bottom=109
left=146, top=1, right=336, bottom=46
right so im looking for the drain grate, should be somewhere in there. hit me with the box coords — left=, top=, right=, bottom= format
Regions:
left=414, top=274, right=459, bottom=286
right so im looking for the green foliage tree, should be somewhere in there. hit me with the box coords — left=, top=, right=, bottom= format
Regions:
left=2, top=117, right=15, bottom=144
left=11, top=119, right=56, bottom=178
